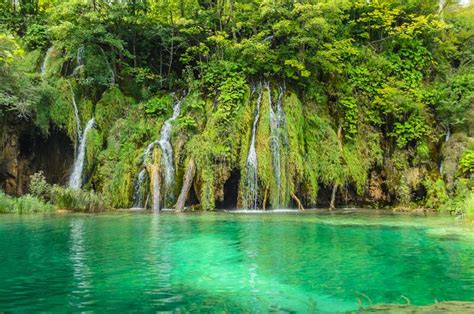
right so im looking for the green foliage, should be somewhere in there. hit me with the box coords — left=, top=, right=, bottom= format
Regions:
left=94, top=111, right=159, bottom=208
left=174, top=116, right=197, bottom=132
left=95, top=87, right=134, bottom=138
left=204, top=61, right=246, bottom=124
left=0, top=33, right=23, bottom=65
left=0, top=191, right=12, bottom=213
left=0, top=0, right=473, bottom=211
left=390, top=114, right=430, bottom=148
left=0, top=190, right=54, bottom=214
left=434, top=72, right=474, bottom=129
left=424, top=178, right=449, bottom=209
left=144, top=94, right=173, bottom=116
left=339, top=96, right=358, bottom=140
left=459, top=149, right=474, bottom=176
left=51, top=186, right=103, bottom=212
left=23, top=23, right=49, bottom=50
left=29, top=171, right=52, bottom=201
left=283, top=91, right=304, bottom=203
left=12, top=194, right=55, bottom=213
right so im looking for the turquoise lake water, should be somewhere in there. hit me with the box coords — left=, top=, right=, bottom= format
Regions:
left=0, top=211, right=473, bottom=312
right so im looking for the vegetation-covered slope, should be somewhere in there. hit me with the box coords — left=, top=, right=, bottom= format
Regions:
left=0, top=0, right=473, bottom=213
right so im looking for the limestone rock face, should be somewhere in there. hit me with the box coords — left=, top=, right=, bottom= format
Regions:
left=1, top=114, right=74, bottom=196
left=1, top=116, right=25, bottom=196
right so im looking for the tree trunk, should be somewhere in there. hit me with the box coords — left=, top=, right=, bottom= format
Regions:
left=175, top=158, right=196, bottom=212
left=291, top=192, right=304, bottom=211
left=180, top=0, right=185, bottom=17
left=148, top=164, right=161, bottom=212
left=229, top=0, right=237, bottom=41
left=330, top=125, right=343, bottom=211
left=263, top=188, right=268, bottom=210
left=168, top=36, right=174, bottom=78
left=330, top=184, right=337, bottom=210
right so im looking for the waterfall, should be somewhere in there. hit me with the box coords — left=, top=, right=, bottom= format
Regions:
left=439, top=126, right=451, bottom=175
left=131, top=141, right=158, bottom=208
left=67, top=81, right=82, bottom=141
left=72, top=45, right=85, bottom=76
left=438, top=0, right=444, bottom=13
left=159, top=99, right=182, bottom=192
left=267, top=82, right=286, bottom=208
left=142, top=140, right=159, bottom=164
left=152, top=98, right=182, bottom=210
left=40, top=47, right=53, bottom=79
left=77, top=45, right=84, bottom=65
left=99, top=47, right=115, bottom=85
left=152, top=166, right=161, bottom=213
left=132, top=169, right=147, bottom=208
left=69, top=118, right=95, bottom=189
left=131, top=98, right=182, bottom=210
left=244, top=87, right=263, bottom=209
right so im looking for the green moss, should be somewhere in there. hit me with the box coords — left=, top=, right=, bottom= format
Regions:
left=41, top=46, right=63, bottom=80
left=255, top=86, right=273, bottom=207
left=49, top=79, right=78, bottom=140
left=424, top=177, right=449, bottom=209
left=284, top=91, right=305, bottom=199
left=185, top=82, right=248, bottom=210
left=95, top=87, right=135, bottom=139
left=83, top=128, right=102, bottom=187
left=238, top=88, right=257, bottom=207
left=94, top=112, right=162, bottom=208
left=302, top=105, right=322, bottom=205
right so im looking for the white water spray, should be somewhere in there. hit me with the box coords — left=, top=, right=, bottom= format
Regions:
left=69, top=118, right=95, bottom=189
left=131, top=169, right=147, bottom=208
left=244, top=87, right=263, bottom=209
left=439, top=126, right=451, bottom=175
left=132, top=98, right=182, bottom=210
left=267, top=82, right=286, bottom=208
left=67, top=81, right=82, bottom=141
left=41, top=47, right=53, bottom=79
left=72, top=45, right=85, bottom=76
left=131, top=141, right=159, bottom=208
left=159, top=99, right=182, bottom=190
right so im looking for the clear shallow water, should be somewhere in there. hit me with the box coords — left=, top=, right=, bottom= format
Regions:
left=0, top=211, right=473, bottom=312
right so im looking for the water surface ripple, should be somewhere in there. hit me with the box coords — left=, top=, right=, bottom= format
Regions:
left=0, top=212, right=473, bottom=312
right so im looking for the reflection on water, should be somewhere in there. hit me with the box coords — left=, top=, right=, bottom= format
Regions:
left=69, top=218, right=93, bottom=308
left=0, top=212, right=472, bottom=312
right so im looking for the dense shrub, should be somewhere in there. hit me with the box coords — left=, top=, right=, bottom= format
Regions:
left=29, top=171, right=52, bottom=201
left=51, top=186, right=104, bottom=212
left=0, top=191, right=54, bottom=214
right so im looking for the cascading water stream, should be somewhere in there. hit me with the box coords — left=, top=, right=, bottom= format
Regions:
left=67, top=81, right=82, bottom=141
left=131, top=99, right=182, bottom=210
left=244, top=87, right=263, bottom=209
left=40, top=47, right=53, bottom=79
left=72, top=45, right=85, bottom=76
left=267, top=82, right=287, bottom=209
left=439, top=126, right=451, bottom=175
left=151, top=166, right=161, bottom=213
left=99, top=47, right=115, bottom=85
left=69, top=118, right=95, bottom=189
left=158, top=99, right=182, bottom=207
left=142, top=141, right=159, bottom=163
left=131, top=141, right=159, bottom=208
left=131, top=169, right=147, bottom=208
